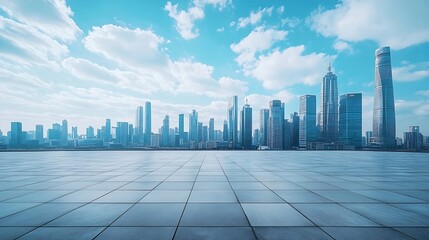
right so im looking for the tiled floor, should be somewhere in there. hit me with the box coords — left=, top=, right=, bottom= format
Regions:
left=0, top=151, right=428, bottom=240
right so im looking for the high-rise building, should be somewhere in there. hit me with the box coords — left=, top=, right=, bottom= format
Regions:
left=203, top=125, right=208, bottom=142
left=104, top=119, right=111, bottom=142
left=259, top=109, right=269, bottom=146
left=209, top=118, right=214, bottom=141
left=135, top=106, right=144, bottom=144
left=179, top=114, right=184, bottom=145
left=161, top=115, right=170, bottom=147
left=86, top=126, right=95, bottom=139
left=403, top=126, right=423, bottom=150
left=241, top=101, right=252, bottom=149
left=268, top=100, right=284, bottom=149
left=283, top=120, right=291, bottom=150
left=253, top=129, right=260, bottom=146
left=128, top=124, right=134, bottom=144
left=223, top=120, right=228, bottom=141
left=189, top=110, right=198, bottom=144
left=72, top=127, right=78, bottom=140
left=365, top=131, right=373, bottom=146
left=227, top=96, right=238, bottom=148
left=61, top=120, right=68, bottom=145
left=290, top=112, right=299, bottom=148
left=339, top=93, right=362, bottom=148
left=116, top=122, right=129, bottom=146
left=319, top=63, right=338, bottom=143
left=144, top=102, right=152, bottom=146
left=10, top=122, right=22, bottom=147
left=36, top=124, right=43, bottom=144
left=373, top=46, right=396, bottom=148
left=299, top=95, right=316, bottom=149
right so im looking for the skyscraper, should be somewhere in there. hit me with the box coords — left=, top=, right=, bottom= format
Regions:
left=228, top=96, right=238, bottom=148
left=339, top=93, right=362, bottom=148
left=36, top=124, right=43, bottom=144
left=320, top=63, right=338, bottom=143
left=72, top=127, right=78, bottom=140
left=189, top=110, right=198, bottom=143
left=86, top=126, right=95, bottom=139
left=179, top=114, right=184, bottom=145
left=241, top=101, right=252, bottom=149
left=161, top=115, right=170, bottom=147
left=104, top=119, right=111, bottom=142
left=144, top=101, right=152, bottom=146
left=135, top=106, right=144, bottom=144
left=61, top=119, right=68, bottom=146
left=197, top=122, right=203, bottom=144
left=289, top=112, right=299, bottom=148
left=259, top=109, right=269, bottom=146
left=116, top=122, right=129, bottom=146
left=373, top=46, right=396, bottom=148
left=209, top=118, right=214, bottom=141
left=403, top=126, right=423, bottom=150
left=223, top=120, right=228, bottom=141
left=10, top=122, right=22, bottom=147
left=253, top=129, right=260, bottom=146
left=283, top=120, right=291, bottom=150
left=268, top=100, right=284, bottom=149
left=299, top=95, right=316, bottom=149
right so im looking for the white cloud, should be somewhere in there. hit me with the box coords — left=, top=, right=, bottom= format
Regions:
left=165, top=0, right=230, bottom=40
left=251, top=45, right=330, bottom=89
left=276, top=6, right=284, bottom=15
left=245, top=90, right=296, bottom=110
left=333, top=40, right=352, bottom=52
left=230, top=27, right=287, bottom=65
left=310, top=0, right=429, bottom=50
left=237, top=7, right=273, bottom=29
left=0, top=0, right=82, bottom=42
left=216, top=27, right=224, bottom=32
left=417, top=90, right=429, bottom=97
left=281, top=17, right=300, bottom=28
left=392, top=62, right=429, bottom=82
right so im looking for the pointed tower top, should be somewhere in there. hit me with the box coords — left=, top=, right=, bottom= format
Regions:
left=245, top=98, right=248, bottom=105
left=328, top=58, right=332, bottom=72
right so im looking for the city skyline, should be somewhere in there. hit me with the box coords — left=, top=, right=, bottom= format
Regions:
left=0, top=0, right=429, bottom=136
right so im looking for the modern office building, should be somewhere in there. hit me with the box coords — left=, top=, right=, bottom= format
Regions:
left=179, top=113, right=184, bottom=145
left=268, top=100, right=284, bottom=149
left=283, top=120, right=291, bottom=150
left=197, top=122, right=203, bottom=144
left=227, top=96, right=238, bottom=148
left=144, top=101, right=152, bottom=146
left=209, top=118, right=214, bottom=141
left=319, top=63, right=338, bottom=143
left=161, top=115, right=170, bottom=147
left=365, top=131, right=373, bottom=146
left=61, top=120, right=68, bottom=145
left=241, top=101, right=252, bottom=149
left=259, top=109, right=269, bottom=146
left=10, top=122, right=23, bottom=147
left=253, top=129, right=260, bottom=146
left=35, top=124, right=43, bottom=144
left=86, top=126, right=95, bottom=139
left=223, top=120, right=228, bottom=141
left=203, top=125, right=208, bottom=143
left=290, top=112, right=299, bottom=148
left=189, top=110, right=198, bottom=143
left=403, top=126, right=423, bottom=150
left=339, top=93, right=362, bottom=148
left=373, top=46, right=396, bottom=148
left=135, top=106, right=144, bottom=144
left=104, top=119, right=111, bottom=142
left=299, top=95, right=317, bottom=149
left=116, top=122, right=129, bottom=146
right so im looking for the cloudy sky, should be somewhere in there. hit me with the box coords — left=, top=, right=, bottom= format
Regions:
left=0, top=0, right=428, bottom=136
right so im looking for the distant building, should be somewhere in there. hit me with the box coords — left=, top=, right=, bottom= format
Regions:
left=339, top=93, right=362, bottom=148
left=104, top=119, right=111, bottom=142
left=144, top=102, right=152, bottom=146
left=241, top=101, right=252, bottom=149
left=209, top=118, right=215, bottom=141
left=36, top=124, right=44, bottom=144
left=319, top=63, right=338, bottom=143
left=151, top=134, right=160, bottom=148
left=223, top=120, right=228, bottom=141
left=161, top=115, right=170, bottom=147
left=72, top=127, right=78, bottom=140
left=253, top=129, right=260, bottom=146
left=189, top=110, right=198, bottom=144
left=135, top=106, right=144, bottom=144
left=268, top=100, right=284, bottom=149
left=365, top=131, right=373, bottom=146
left=283, top=120, right=291, bottom=150
left=373, top=46, right=396, bottom=148
left=299, top=95, right=317, bottom=149
left=197, top=122, right=203, bottom=144
left=86, top=126, right=95, bottom=139
left=179, top=113, right=184, bottom=145
left=10, top=122, right=22, bottom=148
left=259, top=109, right=269, bottom=146
left=61, top=120, right=68, bottom=146
left=228, top=96, right=238, bottom=148
left=403, top=126, right=423, bottom=150
left=289, top=112, right=299, bottom=148
left=116, top=122, right=129, bottom=146
left=203, top=125, right=208, bottom=142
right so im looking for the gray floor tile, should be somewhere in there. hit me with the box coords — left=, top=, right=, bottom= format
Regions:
left=235, top=190, right=284, bottom=203
left=0, top=227, right=34, bottom=240
left=94, top=190, right=149, bottom=203
left=113, top=203, right=185, bottom=226
left=140, top=190, right=190, bottom=203
left=174, top=227, right=256, bottom=240
left=395, top=228, right=429, bottom=240
left=254, top=227, right=333, bottom=240
left=188, top=190, right=237, bottom=203
left=95, top=227, right=176, bottom=240
left=180, top=203, right=248, bottom=226
left=322, top=227, right=413, bottom=240
left=275, top=190, right=331, bottom=203
left=242, top=203, right=314, bottom=226
left=17, top=227, right=104, bottom=240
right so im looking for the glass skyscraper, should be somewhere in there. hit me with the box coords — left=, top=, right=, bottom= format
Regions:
left=61, top=119, right=68, bottom=146
left=209, top=118, right=214, bottom=141
left=144, top=102, right=151, bottom=146
left=268, top=100, right=284, bottom=149
left=299, top=95, right=316, bottom=149
left=319, top=63, right=338, bottom=143
left=179, top=113, right=184, bottom=145
left=161, top=115, right=169, bottom=147
left=339, top=93, right=362, bottom=148
left=189, top=109, right=198, bottom=143
left=259, top=109, right=269, bottom=146
left=227, top=96, right=238, bottom=148
left=373, top=46, right=396, bottom=148
left=135, top=106, right=144, bottom=144
left=240, top=101, right=252, bottom=149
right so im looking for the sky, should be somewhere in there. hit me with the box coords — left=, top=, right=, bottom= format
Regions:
left=0, top=0, right=428, bottom=136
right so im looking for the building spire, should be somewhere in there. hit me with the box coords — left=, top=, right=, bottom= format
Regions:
left=245, top=98, right=248, bottom=105
left=328, top=58, right=331, bottom=72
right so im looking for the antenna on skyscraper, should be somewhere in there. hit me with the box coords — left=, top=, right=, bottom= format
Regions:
left=328, top=57, right=332, bottom=72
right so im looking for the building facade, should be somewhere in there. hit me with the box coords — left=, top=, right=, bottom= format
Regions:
left=339, top=93, right=362, bottom=148
left=241, top=102, right=252, bottom=149
left=319, top=63, right=338, bottom=143
left=227, top=96, right=238, bottom=148
left=268, top=100, right=284, bottom=149
left=299, top=95, right=316, bottom=149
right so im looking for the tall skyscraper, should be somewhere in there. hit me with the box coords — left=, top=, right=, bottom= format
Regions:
left=299, top=95, right=316, bottom=149
left=61, top=119, right=68, bottom=145
left=373, top=46, right=396, bottom=148
left=403, top=126, right=423, bottom=150
left=104, top=119, right=111, bottom=142
left=253, top=129, right=260, bottom=146
left=319, top=63, right=338, bottom=143
left=86, top=126, right=95, bottom=139
left=161, top=115, right=170, bottom=147
left=203, top=125, right=208, bottom=142
left=209, top=118, right=214, bottom=141
left=259, top=109, right=269, bottom=146
left=197, top=122, right=203, bottom=144
left=116, top=122, right=129, bottom=146
left=227, top=96, right=238, bottom=148
left=135, top=106, right=144, bottom=144
left=283, top=120, right=291, bottom=150
left=36, top=124, right=43, bottom=144
left=289, top=112, right=299, bottom=148
left=189, top=110, right=198, bottom=143
left=223, top=120, right=228, bottom=141
left=10, top=122, right=22, bottom=147
left=179, top=114, right=184, bottom=145
left=144, top=101, right=152, bottom=146
left=72, top=127, right=78, bottom=140
left=268, top=100, right=284, bottom=149
left=339, top=93, right=362, bottom=148
left=241, top=101, right=252, bottom=149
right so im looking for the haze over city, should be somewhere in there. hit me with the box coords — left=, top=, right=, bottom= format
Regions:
left=0, top=0, right=428, bottom=136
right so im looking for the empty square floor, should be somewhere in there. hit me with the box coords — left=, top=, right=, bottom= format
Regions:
left=0, top=151, right=428, bottom=240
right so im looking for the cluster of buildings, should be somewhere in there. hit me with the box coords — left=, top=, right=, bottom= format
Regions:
left=0, top=47, right=427, bottom=151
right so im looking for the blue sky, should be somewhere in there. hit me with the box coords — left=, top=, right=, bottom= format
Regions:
left=0, top=0, right=428, bottom=136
